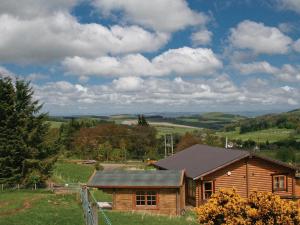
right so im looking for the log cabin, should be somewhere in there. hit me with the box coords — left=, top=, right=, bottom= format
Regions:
left=87, top=170, right=185, bottom=215
left=87, top=144, right=300, bottom=215
left=154, top=144, right=300, bottom=207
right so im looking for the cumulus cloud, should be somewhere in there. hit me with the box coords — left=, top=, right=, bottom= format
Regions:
left=229, top=20, right=292, bottom=54
left=0, top=66, right=15, bottom=79
left=293, top=39, right=300, bottom=52
left=0, top=0, right=81, bottom=18
left=33, top=76, right=300, bottom=114
left=92, top=0, right=208, bottom=32
left=63, top=47, right=223, bottom=77
left=277, top=0, right=300, bottom=14
left=191, top=29, right=213, bottom=46
left=234, top=61, right=300, bottom=82
left=234, top=61, right=279, bottom=75
left=0, top=12, right=169, bottom=63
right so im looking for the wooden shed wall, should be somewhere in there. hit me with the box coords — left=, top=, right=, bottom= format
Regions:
left=198, top=157, right=295, bottom=205
left=112, top=188, right=181, bottom=215
left=296, top=179, right=300, bottom=196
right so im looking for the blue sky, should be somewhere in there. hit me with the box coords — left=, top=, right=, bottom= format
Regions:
left=0, top=0, right=300, bottom=115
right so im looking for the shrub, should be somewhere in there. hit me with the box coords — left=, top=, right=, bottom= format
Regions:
left=195, top=188, right=300, bottom=225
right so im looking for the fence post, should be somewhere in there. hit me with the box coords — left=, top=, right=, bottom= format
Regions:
left=92, top=202, right=98, bottom=225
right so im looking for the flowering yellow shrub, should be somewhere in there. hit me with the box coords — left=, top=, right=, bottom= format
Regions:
left=195, top=188, right=300, bottom=225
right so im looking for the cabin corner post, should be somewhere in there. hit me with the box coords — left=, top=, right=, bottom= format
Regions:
left=195, top=179, right=201, bottom=207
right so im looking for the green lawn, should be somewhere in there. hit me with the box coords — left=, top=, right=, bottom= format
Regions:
left=0, top=190, right=198, bottom=225
left=52, top=161, right=95, bottom=183
left=99, top=211, right=198, bottom=225
left=0, top=191, right=84, bottom=225
left=217, top=128, right=295, bottom=143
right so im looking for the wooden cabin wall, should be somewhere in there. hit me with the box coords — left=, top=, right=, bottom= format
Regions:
left=112, top=188, right=181, bottom=215
left=198, top=157, right=295, bottom=205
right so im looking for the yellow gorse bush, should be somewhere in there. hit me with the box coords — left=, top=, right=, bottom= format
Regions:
left=195, top=188, right=300, bottom=225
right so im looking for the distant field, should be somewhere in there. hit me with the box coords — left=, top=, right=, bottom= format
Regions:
left=47, top=121, right=64, bottom=128
left=217, top=128, right=296, bottom=143
left=155, top=125, right=200, bottom=136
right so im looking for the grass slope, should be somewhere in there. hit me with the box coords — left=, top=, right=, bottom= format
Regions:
left=52, top=160, right=94, bottom=183
left=0, top=191, right=84, bottom=225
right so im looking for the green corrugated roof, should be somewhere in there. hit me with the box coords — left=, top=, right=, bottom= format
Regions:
left=87, top=170, right=183, bottom=188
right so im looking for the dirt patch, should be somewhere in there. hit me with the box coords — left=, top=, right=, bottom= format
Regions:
left=0, top=196, right=42, bottom=216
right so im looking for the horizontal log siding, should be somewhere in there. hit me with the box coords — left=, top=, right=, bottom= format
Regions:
left=203, top=159, right=248, bottom=199
left=113, top=188, right=179, bottom=215
left=248, top=158, right=293, bottom=197
left=295, top=179, right=300, bottom=196
left=198, top=157, right=295, bottom=204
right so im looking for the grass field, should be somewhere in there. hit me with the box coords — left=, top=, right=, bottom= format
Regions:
left=52, top=161, right=95, bottom=183
left=99, top=211, right=198, bottom=225
left=0, top=190, right=197, bottom=225
left=155, top=125, right=200, bottom=136
left=217, top=128, right=296, bottom=143
left=47, top=121, right=64, bottom=128
left=0, top=191, right=84, bottom=225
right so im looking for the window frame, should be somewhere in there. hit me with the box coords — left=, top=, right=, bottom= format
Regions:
left=272, top=175, right=287, bottom=192
left=134, top=190, right=159, bottom=209
left=203, top=181, right=214, bottom=200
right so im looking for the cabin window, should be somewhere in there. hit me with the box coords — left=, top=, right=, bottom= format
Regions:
left=203, top=181, right=214, bottom=199
left=136, top=191, right=157, bottom=206
left=273, top=175, right=286, bottom=191
left=187, top=179, right=196, bottom=198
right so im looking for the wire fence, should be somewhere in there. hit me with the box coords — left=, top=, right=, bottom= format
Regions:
left=1, top=182, right=113, bottom=225
left=80, top=186, right=112, bottom=225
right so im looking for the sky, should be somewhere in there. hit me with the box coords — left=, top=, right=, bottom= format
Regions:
left=0, top=0, right=300, bottom=115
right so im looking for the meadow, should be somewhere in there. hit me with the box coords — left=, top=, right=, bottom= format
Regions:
left=217, top=128, right=298, bottom=143
left=0, top=161, right=198, bottom=225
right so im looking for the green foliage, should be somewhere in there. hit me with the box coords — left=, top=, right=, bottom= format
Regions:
left=0, top=77, right=57, bottom=186
left=275, top=148, right=296, bottom=163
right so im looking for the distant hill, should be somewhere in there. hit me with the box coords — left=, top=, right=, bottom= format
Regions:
left=224, top=108, right=300, bottom=135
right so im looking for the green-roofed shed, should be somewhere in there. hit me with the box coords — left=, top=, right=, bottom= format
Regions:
left=87, top=170, right=186, bottom=215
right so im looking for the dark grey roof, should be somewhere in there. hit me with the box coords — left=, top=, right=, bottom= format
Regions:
left=154, top=144, right=250, bottom=179
left=87, top=170, right=184, bottom=188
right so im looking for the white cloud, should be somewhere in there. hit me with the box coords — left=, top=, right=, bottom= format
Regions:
left=293, top=39, right=300, bottom=52
left=277, top=0, right=300, bottom=14
left=234, top=61, right=279, bottom=75
left=26, top=73, right=49, bottom=81
left=34, top=76, right=300, bottom=114
left=92, top=0, right=208, bottom=32
left=234, top=61, right=300, bottom=82
left=113, top=76, right=144, bottom=91
left=229, top=20, right=292, bottom=54
left=0, top=12, right=169, bottom=63
left=191, top=29, right=213, bottom=46
left=0, top=66, right=16, bottom=79
left=0, top=0, right=81, bottom=18
left=63, top=47, right=223, bottom=77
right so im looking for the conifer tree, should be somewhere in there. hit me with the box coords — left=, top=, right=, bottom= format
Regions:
left=0, top=76, right=57, bottom=186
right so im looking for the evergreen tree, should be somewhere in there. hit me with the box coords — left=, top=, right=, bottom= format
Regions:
left=0, top=77, right=57, bottom=186
left=137, top=114, right=149, bottom=126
